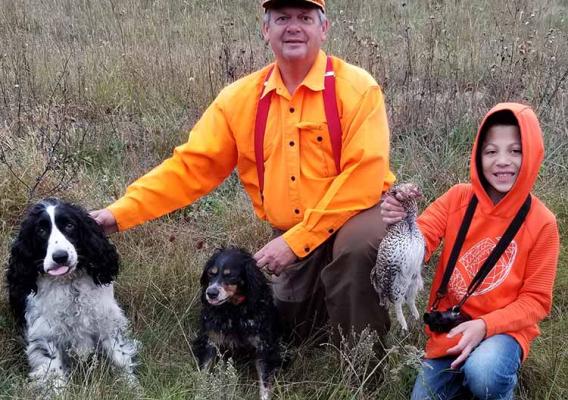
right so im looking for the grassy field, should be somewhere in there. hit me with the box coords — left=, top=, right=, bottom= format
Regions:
left=0, top=0, right=567, bottom=398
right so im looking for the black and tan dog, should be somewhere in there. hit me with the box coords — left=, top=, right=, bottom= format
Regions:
left=192, top=247, right=282, bottom=400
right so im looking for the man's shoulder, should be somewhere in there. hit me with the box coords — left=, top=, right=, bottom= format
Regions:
left=331, top=56, right=380, bottom=95
left=217, top=65, right=273, bottom=103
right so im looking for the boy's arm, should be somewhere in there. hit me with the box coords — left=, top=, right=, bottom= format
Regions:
left=417, top=187, right=455, bottom=261
left=479, top=220, right=560, bottom=336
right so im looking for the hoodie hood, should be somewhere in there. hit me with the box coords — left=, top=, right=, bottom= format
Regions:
left=470, top=103, right=544, bottom=217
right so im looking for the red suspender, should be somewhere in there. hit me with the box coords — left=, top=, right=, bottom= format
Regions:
left=323, top=56, right=342, bottom=175
left=254, top=56, right=342, bottom=196
left=254, top=67, right=274, bottom=198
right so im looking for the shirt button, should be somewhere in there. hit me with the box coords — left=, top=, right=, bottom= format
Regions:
left=328, top=228, right=335, bottom=234
left=291, top=176, right=296, bottom=181
left=304, top=247, right=310, bottom=253
left=289, top=107, right=295, bottom=113
left=294, top=208, right=300, bottom=214
left=317, top=136, right=323, bottom=142
left=289, top=141, right=295, bottom=146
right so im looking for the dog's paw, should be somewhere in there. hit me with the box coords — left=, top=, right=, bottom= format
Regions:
left=29, top=372, right=67, bottom=400
left=119, top=372, right=144, bottom=398
left=259, top=379, right=273, bottom=400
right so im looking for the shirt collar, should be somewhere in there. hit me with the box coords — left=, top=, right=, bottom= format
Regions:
left=301, top=50, right=327, bottom=91
left=261, top=50, right=327, bottom=99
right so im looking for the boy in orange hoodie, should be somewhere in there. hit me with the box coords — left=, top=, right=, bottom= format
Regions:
left=381, top=103, right=559, bottom=399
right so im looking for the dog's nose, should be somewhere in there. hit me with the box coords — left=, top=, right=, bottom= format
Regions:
left=52, top=250, right=69, bottom=265
left=206, top=287, right=219, bottom=299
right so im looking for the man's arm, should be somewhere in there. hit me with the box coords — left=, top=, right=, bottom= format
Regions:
left=90, top=209, right=118, bottom=235
left=105, top=100, right=238, bottom=231
left=254, top=236, right=297, bottom=276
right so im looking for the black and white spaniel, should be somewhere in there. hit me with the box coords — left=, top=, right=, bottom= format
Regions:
left=193, top=247, right=283, bottom=400
left=6, top=198, right=138, bottom=392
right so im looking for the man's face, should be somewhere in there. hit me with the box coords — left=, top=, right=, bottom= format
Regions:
left=262, top=7, right=329, bottom=66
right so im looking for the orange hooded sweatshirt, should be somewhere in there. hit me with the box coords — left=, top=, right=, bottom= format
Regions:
left=417, top=103, right=559, bottom=361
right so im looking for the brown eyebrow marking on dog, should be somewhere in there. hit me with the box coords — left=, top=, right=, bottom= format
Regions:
left=210, top=267, right=219, bottom=274
left=223, top=269, right=232, bottom=276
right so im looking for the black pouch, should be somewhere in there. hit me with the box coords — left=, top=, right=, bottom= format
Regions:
left=423, top=306, right=471, bottom=333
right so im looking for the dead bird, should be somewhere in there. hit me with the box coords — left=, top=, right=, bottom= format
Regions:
left=371, top=183, right=425, bottom=331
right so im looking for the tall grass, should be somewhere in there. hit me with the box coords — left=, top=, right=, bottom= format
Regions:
left=0, top=0, right=566, bottom=398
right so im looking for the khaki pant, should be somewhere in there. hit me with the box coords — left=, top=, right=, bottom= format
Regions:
left=270, top=203, right=389, bottom=343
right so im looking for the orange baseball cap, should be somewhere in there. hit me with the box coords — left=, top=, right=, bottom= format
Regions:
left=262, top=0, right=325, bottom=12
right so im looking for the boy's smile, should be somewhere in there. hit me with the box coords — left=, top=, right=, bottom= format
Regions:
left=481, top=125, right=522, bottom=203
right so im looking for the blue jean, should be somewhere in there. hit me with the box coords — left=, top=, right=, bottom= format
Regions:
left=411, top=334, right=522, bottom=400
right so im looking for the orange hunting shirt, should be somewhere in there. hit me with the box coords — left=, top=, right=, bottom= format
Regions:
left=108, top=51, right=395, bottom=257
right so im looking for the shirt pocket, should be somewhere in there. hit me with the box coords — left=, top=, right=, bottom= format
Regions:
left=297, top=121, right=338, bottom=178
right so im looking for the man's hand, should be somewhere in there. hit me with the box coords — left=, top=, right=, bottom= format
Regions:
left=446, top=319, right=487, bottom=369
left=89, top=208, right=118, bottom=235
left=380, top=194, right=407, bottom=225
left=254, top=236, right=298, bottom=276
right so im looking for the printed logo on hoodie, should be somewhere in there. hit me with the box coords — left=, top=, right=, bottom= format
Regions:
left=449, top=238, right=517, bottom=298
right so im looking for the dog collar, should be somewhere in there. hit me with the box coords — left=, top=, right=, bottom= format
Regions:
left=230, top=294, right=246, bottom=305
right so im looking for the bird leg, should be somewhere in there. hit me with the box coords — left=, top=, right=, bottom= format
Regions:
left=394, top=303, right=408, bottom=331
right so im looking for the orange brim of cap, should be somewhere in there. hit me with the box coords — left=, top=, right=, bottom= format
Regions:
left=262, top=0, right=325, bottom=12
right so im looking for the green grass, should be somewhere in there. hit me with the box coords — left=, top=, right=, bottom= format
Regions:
left=1, top=0, right=567, bottom=398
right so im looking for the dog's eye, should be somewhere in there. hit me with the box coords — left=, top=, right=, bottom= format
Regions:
left=64, top=223, right=75, bottom=233
left=36, top=227, right=48, bottom=238
left=208, top=267, right=218, bottom=277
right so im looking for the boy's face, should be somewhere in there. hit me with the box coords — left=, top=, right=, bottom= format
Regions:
left=481, top=124, right=522, bottom=203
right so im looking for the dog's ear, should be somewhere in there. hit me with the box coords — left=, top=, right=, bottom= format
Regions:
left=6, top=233, right=39, bottom=327
left=201, top=248, right=222, bottom=288
left=80, top=210, right=119, bottom=285
left=199, top=265, right=208, bottom=288
left=243, top=251, right=268, bottom=304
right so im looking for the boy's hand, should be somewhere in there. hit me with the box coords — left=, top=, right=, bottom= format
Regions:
left=254, top=236, right=298, bottom=276
left=90, top=208, right=118, bottom=235
left=446, top=319, right=487, bottom=369
left=380, top=194, right=407, bottom=225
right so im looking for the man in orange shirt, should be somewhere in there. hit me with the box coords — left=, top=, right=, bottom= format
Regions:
left=92, top=0, right=395, bottom=346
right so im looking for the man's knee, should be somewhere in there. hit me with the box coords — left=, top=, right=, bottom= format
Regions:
left=322, top=205, right=386, bottom=314
left=332, top=203, right=386, bottom=261
left=323, top=237, right=377, bottom=292
left=320, top=244, right=390, bottom=338
left=332, top=236, right=377, bottom=266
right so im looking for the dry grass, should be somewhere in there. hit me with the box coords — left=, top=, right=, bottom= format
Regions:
left=0, top=0, right=567, bottom=398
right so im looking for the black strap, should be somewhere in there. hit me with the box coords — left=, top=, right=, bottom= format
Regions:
left=431, top=195, right=478, bottom=310
left=456, top=194, right=532, bottom=307
left=431, top=194, right=532, bottom=311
